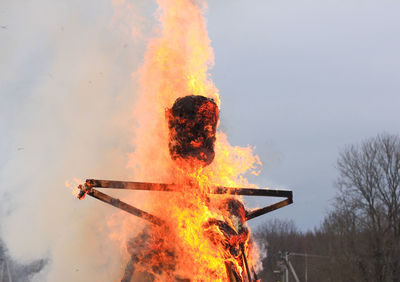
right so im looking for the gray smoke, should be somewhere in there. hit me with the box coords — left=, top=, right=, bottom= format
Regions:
left=0, top=1, right=156, bottom=281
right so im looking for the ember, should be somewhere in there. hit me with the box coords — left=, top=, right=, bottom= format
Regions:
left=167, top=95, right=219, bottom=168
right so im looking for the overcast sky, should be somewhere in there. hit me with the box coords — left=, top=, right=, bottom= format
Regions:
left=207, top=0, right=400, bottom=230
left=1, top=0, right=400, bottom=252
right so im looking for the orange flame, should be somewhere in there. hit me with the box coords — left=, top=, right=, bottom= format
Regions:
left=113, top=0, right=262, bottom=280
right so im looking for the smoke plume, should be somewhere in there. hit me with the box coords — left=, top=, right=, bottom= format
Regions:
left=1, top=1, right=155, bottom=281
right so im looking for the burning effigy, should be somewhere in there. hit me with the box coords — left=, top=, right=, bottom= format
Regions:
left=75, top=1, right=292, bottom=281
left=76, top=95, right=292, bottom=281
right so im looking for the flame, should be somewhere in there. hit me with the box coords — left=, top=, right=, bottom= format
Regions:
left=111, top=0, right=262, bottom=280
left=66, top=178, right=84, bottom=198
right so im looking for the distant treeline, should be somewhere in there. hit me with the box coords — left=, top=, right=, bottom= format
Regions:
left=254, top=133, right=400, bottom=282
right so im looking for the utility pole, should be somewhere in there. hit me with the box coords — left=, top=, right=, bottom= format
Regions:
left=274, top=258, right=288, bottom=282
left=275, top=251, right=300, bottom=282
left=274, top=251, right=329, bottom=282
left=283, top=252, right=300, bottom=282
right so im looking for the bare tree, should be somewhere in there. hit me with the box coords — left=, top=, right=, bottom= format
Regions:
left=328, top=133, right=400, bottom=282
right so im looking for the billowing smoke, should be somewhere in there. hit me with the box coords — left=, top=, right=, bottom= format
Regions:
left=0, top=1, right=156, bottom=281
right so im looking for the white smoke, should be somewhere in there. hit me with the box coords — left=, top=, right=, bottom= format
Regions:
left=0, top=1, right=156, bottom=281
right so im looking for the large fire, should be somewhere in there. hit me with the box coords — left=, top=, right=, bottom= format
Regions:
left=122, top=0, right=261, bottom=280
left=121, top=93, right=257, bottom=281
left=76, top=0, right=273, bottom=281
